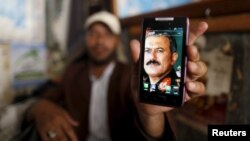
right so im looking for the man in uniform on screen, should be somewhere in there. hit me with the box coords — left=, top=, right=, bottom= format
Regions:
left=143, top=31, right=180, bottom=94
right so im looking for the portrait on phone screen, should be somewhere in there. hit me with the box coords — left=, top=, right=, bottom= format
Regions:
left=143, top=28, right=183, bottom=95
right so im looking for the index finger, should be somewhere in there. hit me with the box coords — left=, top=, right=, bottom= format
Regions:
left=189, top=22, right=208, bottom=45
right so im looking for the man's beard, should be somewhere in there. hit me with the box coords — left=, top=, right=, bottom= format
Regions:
left=88, top=50, right=117, bottom=66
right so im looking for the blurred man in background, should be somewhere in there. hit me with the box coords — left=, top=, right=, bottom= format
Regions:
left=27, top=11, right=208, bottom=141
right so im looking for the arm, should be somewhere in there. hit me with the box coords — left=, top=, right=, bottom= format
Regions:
left=26, top=65, right=79, bottom=141
left=130, top=22, right=208, bottom=139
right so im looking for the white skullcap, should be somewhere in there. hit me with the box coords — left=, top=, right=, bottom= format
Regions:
left=84, top=11, right=121, bottom=35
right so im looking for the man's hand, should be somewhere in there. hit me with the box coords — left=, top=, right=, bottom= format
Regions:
left=29, top=99, right=79, bottom=141
left=130, top=22, right=208, bottom=138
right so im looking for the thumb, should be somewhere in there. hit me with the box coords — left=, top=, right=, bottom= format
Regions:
left=130, top=39, right=140, bottom=62
left=129, top=40, right=140, bottom=98
left=63, top=111, right=79, bottom=126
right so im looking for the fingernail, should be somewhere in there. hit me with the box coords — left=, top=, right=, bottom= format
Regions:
left=188, top=82, right=196, bottom=90
left=192, top=46, right=197, bottom=54
left=74, top=122, right=79, bottom=126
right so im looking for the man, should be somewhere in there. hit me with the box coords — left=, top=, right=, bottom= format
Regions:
left=27, top=11, right=208, bottom=141
left=143, top=31, right=179, bottom=93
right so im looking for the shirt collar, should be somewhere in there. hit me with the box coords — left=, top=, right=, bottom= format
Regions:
left=90, top=61, right=116, bottom=81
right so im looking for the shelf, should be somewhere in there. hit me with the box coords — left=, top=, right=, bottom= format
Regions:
left=126, top=12, right=250, bottom=38
left=121, top=0, right=250, bottom=27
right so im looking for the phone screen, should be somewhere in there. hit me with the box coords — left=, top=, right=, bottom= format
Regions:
left=139, top=17, right=188, bottom=107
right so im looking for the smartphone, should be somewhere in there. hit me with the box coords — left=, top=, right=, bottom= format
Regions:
left=139, top=17, right=189, bottom=107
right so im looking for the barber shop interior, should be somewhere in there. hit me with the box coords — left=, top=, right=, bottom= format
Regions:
left=0, top=0, right=249, bottom=141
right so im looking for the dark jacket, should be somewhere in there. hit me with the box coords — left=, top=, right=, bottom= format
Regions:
left=41, top=60, right=176, bottom=141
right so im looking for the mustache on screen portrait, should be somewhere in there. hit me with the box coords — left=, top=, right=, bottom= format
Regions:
left=146, top=60, right=161, bottom=66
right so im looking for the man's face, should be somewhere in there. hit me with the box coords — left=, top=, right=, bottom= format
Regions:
left=86, top=22, right=119, bottom=64
left=144, top=36, right=177, bottom=78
